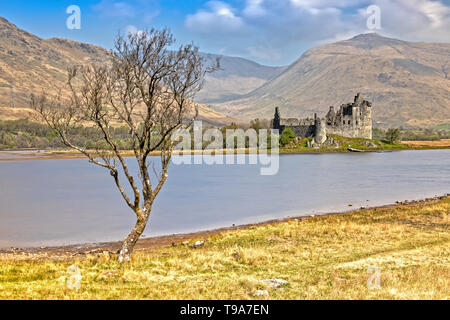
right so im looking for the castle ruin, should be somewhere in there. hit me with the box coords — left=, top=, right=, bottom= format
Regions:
left=272, top=93, right=373, bottom=144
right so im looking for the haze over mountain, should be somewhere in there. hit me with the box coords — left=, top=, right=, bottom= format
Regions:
left=212, top=33, right=450, bottom=128
left=196, top=53, right=286, bottom=104
left=0, top=17, right=237, bottom=126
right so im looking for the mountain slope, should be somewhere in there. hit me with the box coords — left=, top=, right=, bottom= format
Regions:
left=213, top=33, right=450, bottom=128
left=0, top=17, right=237, bottom=126
left=0, top=17, right=108, bottom=110
left=196, top=53, right=286, bottom=104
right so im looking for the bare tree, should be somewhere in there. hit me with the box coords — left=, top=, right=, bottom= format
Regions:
left=31, top=29, right=215, bottom=262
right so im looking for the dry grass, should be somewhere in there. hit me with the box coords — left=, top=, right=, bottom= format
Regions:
left=403, top=139, right=450, bottom=147
left=0, top=199, right=449, bottom=300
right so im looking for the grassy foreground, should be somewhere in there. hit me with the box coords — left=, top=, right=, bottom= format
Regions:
left=1, top=198, right=449, bottom=300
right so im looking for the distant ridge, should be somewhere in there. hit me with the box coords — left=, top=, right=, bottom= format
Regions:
left=196, top=53, right=286, bottom=104
left=212, top=33, right=450, bottom=128
left=0, top=17, right=238, bottom=126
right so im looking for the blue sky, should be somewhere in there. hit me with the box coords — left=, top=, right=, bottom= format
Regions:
left=1, top=0, right=449, bottom=66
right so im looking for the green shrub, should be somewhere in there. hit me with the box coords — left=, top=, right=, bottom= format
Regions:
left=386, top=128, right=402, bottom=144
left=280, top=128, right=296, bottom=146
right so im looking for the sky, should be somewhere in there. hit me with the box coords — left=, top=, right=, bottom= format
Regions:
left=0, top=0, right=449, bottom=66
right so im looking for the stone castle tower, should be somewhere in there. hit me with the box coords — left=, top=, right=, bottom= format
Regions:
left=272, top=93, right=373, bottom=143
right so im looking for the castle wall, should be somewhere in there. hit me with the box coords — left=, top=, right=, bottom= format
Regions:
left=280, top=118, right=315, bottom=127
left=360, top=104, right=372, bottom=139
left=276, top=124, right=315, bottom=137
left=325, top=117, right=372, bottom=139
left=292, top=125, right=315, bottom=137
left=273, top=94, right=373, bottom=141
left=281, top=118, right=299, bottom=126
left=314, top=118, right=326, bottom=144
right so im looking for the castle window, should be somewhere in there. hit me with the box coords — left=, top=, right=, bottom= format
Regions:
left=348, top=120, right=351, bottom=125
left=343, top=121, right=345, bottom=125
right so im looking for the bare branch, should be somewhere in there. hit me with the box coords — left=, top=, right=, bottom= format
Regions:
left=32, top=28, right=215, bottom=262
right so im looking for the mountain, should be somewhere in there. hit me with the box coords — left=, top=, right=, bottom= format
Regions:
left=212, top=33, right=450, bottom=128
left=0, top=17, right=237, bottom=126
left=0, top=17, right=108, bottom=110
left=196, top=53, right=286, bottom=104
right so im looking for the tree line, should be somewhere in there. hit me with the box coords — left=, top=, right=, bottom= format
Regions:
left=2, top=119, right=450, bottom=150
left=0, top=119, right=135, bottom=150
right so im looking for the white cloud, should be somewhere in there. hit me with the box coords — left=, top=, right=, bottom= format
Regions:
left=125, top=25, right=138, bottom=34
left=185, top=1, right=246, bottom=35
left=125, top=25, right=147, bottom=37
left=289, top=0, right=369, bottom=10
left=364, top=0, right=450, bottom=42
left=184, top=0, right=450, bottom=65
left=243, top=0, right=267, bottom=17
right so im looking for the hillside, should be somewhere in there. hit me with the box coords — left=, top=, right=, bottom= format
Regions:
left=0, top=17, right=108, bottom=109
left=0, top=17, right=237, bottom=126
left=212, top=33, right=450, bottom=128
left=196, top=53, right=286, bottom=104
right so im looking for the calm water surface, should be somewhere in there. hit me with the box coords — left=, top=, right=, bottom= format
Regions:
left=0, top=150, right=449, bottom=248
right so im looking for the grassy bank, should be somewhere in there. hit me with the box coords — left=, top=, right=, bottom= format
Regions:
left=1, top=198, right=449, bottom=300
left=281, top=135, right=450, bottom=154
left=2, top=133, right=450, bottom=161
left=281, top=135, right=410, bottom=154
left=3, top=140, right=449, bottom=162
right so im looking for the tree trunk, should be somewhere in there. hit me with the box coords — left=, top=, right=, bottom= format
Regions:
left=118, top=216, right=148, bottom=262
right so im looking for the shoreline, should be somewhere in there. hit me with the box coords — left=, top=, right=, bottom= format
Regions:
left=1, top=144, right=450, bottom=162
left=1, top=194, right=448, bottom=261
